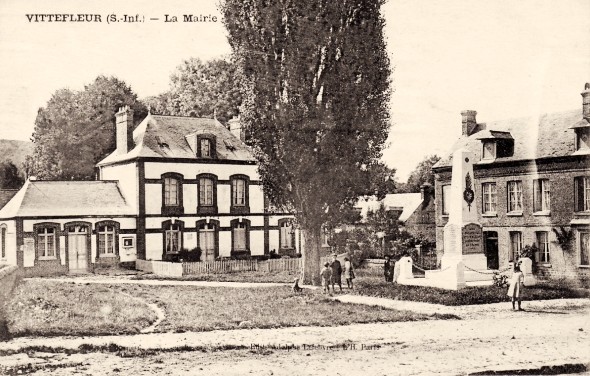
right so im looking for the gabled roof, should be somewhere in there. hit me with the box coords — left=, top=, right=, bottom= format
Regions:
left=0, top=189, right=18, bottom=210
left=0, top=180, right=133, bottom=218
left=98, top=114, right=255, bottom=166
left=356, top=193, right=423, bottom=223
left=434, top=109, right=583, bottom=169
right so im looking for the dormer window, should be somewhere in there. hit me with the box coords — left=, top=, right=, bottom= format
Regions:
left=482, top=141, right=496, bottom=160
left=576, top=128, right=590, bottom=151
left=197, top=134, right=216, bottom=158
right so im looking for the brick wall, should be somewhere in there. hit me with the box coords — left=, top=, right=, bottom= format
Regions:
left=434, top=158, right=590, bottom=279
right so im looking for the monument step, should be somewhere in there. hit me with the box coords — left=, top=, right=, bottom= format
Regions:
left=464, top=269, right=495, bottom=282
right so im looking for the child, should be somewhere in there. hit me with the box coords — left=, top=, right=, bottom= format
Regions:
left=320, top=262, right=332, bottom=295
left=507, top=264, right=525, bottom=310
left=343, top=257, right=355, bottom=289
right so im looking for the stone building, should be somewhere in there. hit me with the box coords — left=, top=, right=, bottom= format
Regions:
left=432, top=84, right=590, bottom=280
left=0, top=108, right=297, bottom=276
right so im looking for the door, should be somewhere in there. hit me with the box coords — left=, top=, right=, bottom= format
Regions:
left=199, top=224, right=216, bottom=262
left=484, top=231, right=499, bottom=270
left=68, top=225, right=88, bottom=273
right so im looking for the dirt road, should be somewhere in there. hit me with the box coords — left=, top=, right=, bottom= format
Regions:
left=1, top=299, right=589, bottom=375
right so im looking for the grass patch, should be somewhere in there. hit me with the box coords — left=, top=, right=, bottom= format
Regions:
left=118, top=283, right=438, bottom=333
left=352, top=276, right=590, bottom=306
left=131, top=270, right=299, bottom=283
left=5, top=280, right=442, bottom=338
left=4, top=280, right=157, bottom=337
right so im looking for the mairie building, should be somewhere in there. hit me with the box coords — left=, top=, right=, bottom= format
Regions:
left=433, top=84, right=590, bottom=280
left=0, top=107, right=298, bottom=276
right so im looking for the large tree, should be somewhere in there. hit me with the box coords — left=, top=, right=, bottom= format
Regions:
left=143, top=57, right=242, bottom=125
left=221, top=0, right=391, bottom=284
left=0, top=160, right=24, bottom=189
left=27, top=76, right=147, bottom=180
left=398, top=155, right=441, bottom=193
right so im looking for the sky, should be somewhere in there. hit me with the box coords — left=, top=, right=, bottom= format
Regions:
left=0, top=0, right=589, bottom=180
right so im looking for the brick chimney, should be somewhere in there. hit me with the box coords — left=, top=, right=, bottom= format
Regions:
left=115, top=106, right=133, bottom=154
left=461, top=110, right=478, bottom=136
left=582, top=83, right=590, bottom=121
left=420, top=182, right=432, bottom=202
left=228, top=115, right=244, bottom=141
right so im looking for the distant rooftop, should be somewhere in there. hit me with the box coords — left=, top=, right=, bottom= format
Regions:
left=356, top=193, right=423, bottom=223
left=0, top=180, right=133, bottom=218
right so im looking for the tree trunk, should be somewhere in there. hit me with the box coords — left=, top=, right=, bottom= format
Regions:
left=301, top=226, right=321, bottom=286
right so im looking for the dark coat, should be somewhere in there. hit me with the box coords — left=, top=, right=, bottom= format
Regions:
left=330, top=260, right=342, bottom=283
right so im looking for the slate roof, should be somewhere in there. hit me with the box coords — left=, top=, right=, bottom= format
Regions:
left=434, top=109, right=585, bottom=169
left=98, top=114, right=255, bottom=166
left=0, top=189, right=18, bottom=210
left=356, top=193, right=423, bottom=223
left=0, top=180, right=133, bottom=218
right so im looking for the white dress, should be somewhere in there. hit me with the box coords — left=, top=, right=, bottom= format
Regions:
left=507, top=271, right=524, bottom=298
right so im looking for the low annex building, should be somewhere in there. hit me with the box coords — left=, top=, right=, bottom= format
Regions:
left=0, top=107, right=298, bottom=276
left=433, top=84, right=590, bottom=280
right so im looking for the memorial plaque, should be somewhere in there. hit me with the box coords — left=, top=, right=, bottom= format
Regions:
left=462, top=223, right=483, bottom=255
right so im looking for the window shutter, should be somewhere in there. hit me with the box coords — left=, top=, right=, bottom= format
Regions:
left=533, top=180, right=541, bottom=212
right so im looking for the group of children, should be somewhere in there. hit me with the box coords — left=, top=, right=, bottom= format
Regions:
left=320, top=253, right=355, bottom=294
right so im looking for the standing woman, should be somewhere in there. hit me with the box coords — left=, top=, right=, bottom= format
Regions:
left=343, top=257, right=355, bottom=289
left=507, top=264, right=525, bottom=310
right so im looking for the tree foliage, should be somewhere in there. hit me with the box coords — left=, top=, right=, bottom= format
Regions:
left=221, top=0, right=391, bottom=284
left=398, top=155, right=441, bottom=193
left=143, top=57, right=242, bottom=125
left=26, top=76, right=147, bottom=180
left=0, top=160, right=24, bottom=189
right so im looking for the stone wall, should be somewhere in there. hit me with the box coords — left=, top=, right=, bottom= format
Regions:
left=0, top=265, right=23, bottom=340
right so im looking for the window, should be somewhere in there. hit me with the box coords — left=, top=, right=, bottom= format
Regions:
left=580, top=232, right=590, bottom=266
left=510, top=232, right=522, bottom=262
left=536, top=231, right=550, bottom=263
left=575, top=176, right=590, bottom=212
left=197, top=174, right=217, bottom=214
left=230, top=175, right=250, bottom=214
left=164, top=177, right=179, bottom=206
left=576, top=129, right=590, bottom=151
left=482, top=141, right=496, bottom=160
left=1, top=225, right=6, bottom=259
left=165, top=222, right=182, bottom=254
left=200, top=138, right=211, bottom=158
left=482, top=183, right=497, bottom=214
left=279, top=220, right=295, bottom=249
left=442, top=185, right=451, bottom=215
left=231, top=219, right=250, bottom=255
left=507, top=181, right=523, bottom=213
left=197, top=135, right=216, bottom=158
left=161, top=173, right=184, bottom=215
left=98, top=225, right=116, bottom=255
left=232, top=179, right=246, bottom=206
left=38, top=227, right=56, bottom=258
left=533, top=179, right=551, bottom=212
left=199, top=178, right=214, bottom=206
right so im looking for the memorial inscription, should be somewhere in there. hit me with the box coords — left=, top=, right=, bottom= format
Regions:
left=462, top=223, right=483, bottom=255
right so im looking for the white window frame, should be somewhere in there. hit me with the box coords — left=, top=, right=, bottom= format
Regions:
left=200, top=138, right=211, bottom=158
left=585, top=178, right=590, bottom=212
left=232, top=178, right=246, bottom=206
left=199, top=178, right=214, bottom=206
left=280, top=221, right=294, bottom=249
left=164, top=177, right=179, bottom=206
left=510, top=231, right=522, bottom=262
left=533, top=179, right=551, bottom=213
left=98, top=225, right=116, bottom=256
left=165, top=224, right=182, bottom=254
left=507, top=181, right=523, bottom=213
left=38, top=227, right=56, bottom=259
left=536, top=231, right=550, bottom=263
left=482, top=182, right=497, bottom=214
